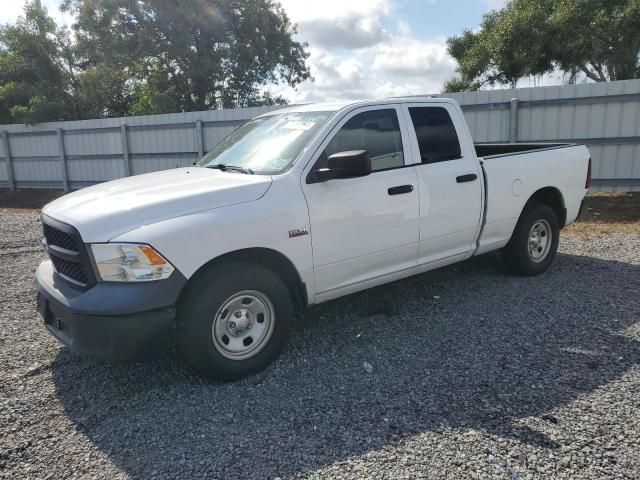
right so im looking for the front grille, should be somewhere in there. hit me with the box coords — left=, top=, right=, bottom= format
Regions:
left=43, top=223, right=78, bottom=252
left=50, top=255, right=89, bottom=285
left=42, top=217, right=94, bottom=288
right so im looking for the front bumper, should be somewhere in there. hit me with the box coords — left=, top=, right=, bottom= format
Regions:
left=36, top=260, right=187, bottom=362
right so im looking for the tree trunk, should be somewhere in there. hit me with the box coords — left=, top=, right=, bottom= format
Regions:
left=579, top=64, right=608, bottom=82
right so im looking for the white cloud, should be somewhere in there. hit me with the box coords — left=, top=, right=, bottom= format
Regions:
left=371, top=37, right=456, bottom=81
left=0, top=1, right=26, bottom=25
left=274, top=33, right=456, bottom=103
left=274, top=0, right=459, bottom=103
left=276, top=49, right=369, bottom=103
left=396, top=18, right=412, bottom=36
left=483, top=0, right=508, bottom=9
left=0, top=0, right=74, bottom=27
left=279, top=0, right=394, bottom=49
left=280, top=0, right=393, bottom=23
left=372, top=81, right=420, bottom=98
left=294, top=16, right=388, bottom=49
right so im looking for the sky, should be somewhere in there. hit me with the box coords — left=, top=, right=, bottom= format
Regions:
left=0, top=0, right=538, bottom=103
left=271, top=0, right=511, bottom=101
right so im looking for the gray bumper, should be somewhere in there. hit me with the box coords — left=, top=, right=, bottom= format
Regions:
left=36, top=260, right=187, bottom=361
left=577, top=196, right=588, bottom=219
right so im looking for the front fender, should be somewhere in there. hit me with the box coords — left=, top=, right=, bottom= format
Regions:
left=111, top=176, right=317, bottom=302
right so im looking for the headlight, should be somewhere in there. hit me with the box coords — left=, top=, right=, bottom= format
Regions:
left=90, top=243, right=175, bottom=282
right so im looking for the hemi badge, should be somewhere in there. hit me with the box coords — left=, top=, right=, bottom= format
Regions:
left=289, top=227, right=309, bottom=238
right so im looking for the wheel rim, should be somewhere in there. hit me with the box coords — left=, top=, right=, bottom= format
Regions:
left=528, top=219, right=552, bottom=263
left=212, top=290, right=275, bottom=361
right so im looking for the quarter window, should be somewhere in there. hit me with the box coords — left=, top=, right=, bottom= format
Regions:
left=323, top=109, right=404, bottom=171
left=408, top=107, right=462, bottom=164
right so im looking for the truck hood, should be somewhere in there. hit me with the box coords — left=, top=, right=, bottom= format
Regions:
left=42, top=167, right=272, bottom=242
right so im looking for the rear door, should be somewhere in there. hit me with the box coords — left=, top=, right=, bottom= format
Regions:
left=400, top=103, right=483, bottom=264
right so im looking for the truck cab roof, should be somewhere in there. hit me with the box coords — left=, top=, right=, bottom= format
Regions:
left=261, top=96, right=455, bottom=116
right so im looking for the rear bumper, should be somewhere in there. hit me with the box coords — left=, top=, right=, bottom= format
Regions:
left=577, top=196, right=588, bottom=219
left=36, top=260, right=187, bottom=362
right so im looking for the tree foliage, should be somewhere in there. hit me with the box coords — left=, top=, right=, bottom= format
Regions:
left=0, top=1, right=74, bottom=123
left=445, top=0, right=640, bottom=92
left=0, top=0, right=310, bottom=123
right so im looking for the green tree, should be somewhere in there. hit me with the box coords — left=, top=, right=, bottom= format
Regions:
left=0, top=0, right=74, bottom=123
left=63, top=0, right=310, bottom=114
left=444, top=0, right=640, bottom=92
left=0, top=0, right=310, bottom=123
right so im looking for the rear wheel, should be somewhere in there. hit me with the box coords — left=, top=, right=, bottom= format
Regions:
left=177, top=262, right=293, bottom=381
left=502, top=202, right=560, bottom=276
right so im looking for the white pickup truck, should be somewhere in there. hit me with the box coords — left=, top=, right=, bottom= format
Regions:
left=36, top=98, right=591, bottom=380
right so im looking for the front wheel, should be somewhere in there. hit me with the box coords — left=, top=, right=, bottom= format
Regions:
left=176, top=262, right=293, bottom=381
left=502, top=202, right=560, bottom=276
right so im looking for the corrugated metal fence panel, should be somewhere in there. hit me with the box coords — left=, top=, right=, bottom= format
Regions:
left=67, top=158, right=126, bottom=184
left=132, top=154, right=196, bottom=175
left=448, top=88, right=513, bottom=143
left=1, top=81, right=639, bottom=191
left=512, top=80, right=640, bottom=187
left=0, top=135, right=7, bottom=180
left=203, top=124, right=239, bottom=151
left=65, top=129, right=122, bottom=157
left=129, top=124, right=197, bottom=155
left=14, top=159, right=63, bottom=185
left=10, top=131, right=60, bottom=186
left=441, top=80, right=640, bottom=192
left=0, top=105, right=283, bottom=189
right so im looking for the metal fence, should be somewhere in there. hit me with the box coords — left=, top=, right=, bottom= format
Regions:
left=0, top=105, right=285, bottom=190
left=1, top=79, right=640, bottom=192
left=442, top=79, right=640, bottom=192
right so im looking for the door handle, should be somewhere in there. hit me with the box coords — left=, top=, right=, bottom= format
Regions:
left=456, top=174, right=478, bottom=183
left=388, top=185, right=414, bottom=195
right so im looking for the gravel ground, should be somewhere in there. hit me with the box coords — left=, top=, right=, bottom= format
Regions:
left=1, top=208, right=639, bottom=480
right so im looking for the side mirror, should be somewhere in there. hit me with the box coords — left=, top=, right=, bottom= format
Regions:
left=308, top=150, right=371, bottom=184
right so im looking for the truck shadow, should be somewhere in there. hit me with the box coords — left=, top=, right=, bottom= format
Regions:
left=51, top=252, right=640, bottom=479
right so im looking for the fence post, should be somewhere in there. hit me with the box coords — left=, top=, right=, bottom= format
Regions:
left=195, top=120, right=204, bottom=159
left=1, top=131, right=16, bottom=190
left=121, top=124, right=131, bottom=176
left=509, top=97, right=519, bottom=143
left=56, top=128, right=70, bottom=191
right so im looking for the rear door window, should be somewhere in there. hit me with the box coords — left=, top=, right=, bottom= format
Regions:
left=408, top=107, right=462, bottom=164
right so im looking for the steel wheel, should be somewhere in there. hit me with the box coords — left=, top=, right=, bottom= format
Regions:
left=212, top=290, right=275, bottom=361
left=528, top=219, right=552, bottom=263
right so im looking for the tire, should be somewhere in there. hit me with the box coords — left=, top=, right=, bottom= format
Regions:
left=176, top=262, right=293, bottom=381
left=502, top=202, right=560, bottom=276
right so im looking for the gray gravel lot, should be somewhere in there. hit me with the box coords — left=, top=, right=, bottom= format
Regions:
left=1, top=208, right=639, bottom=480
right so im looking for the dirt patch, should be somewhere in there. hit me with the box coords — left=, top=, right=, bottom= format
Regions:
left=565, top=192, right=640, bottom=238
left=0, top=189, right=65, bottom=210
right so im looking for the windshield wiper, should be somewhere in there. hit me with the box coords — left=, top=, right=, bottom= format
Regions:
left=205, top=163, right=254, bottom=174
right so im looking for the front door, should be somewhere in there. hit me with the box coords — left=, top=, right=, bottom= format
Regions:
left=302, top=106, right=420, bottom=295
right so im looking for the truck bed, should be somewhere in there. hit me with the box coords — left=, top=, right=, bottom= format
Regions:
left=474, top=142, right=590, bottom=256
left=475, top=143, right=575, bottom=159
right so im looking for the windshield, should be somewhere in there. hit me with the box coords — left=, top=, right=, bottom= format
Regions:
left=198, top=111, right=333, bottom=174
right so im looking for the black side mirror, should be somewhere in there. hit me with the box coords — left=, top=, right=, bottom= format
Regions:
left=308, top=150, right=371, bottom=184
